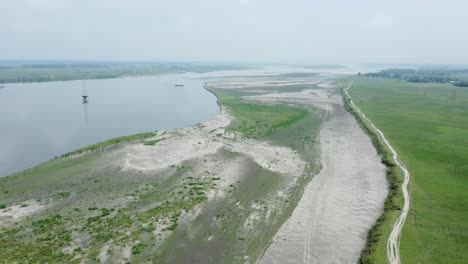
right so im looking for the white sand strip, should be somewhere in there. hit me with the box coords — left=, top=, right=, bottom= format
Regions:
left=259, top=92, right=387, bottom=264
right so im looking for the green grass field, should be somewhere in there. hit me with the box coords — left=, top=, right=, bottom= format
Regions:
left=349, top=77, right=468, bottom=263
left=211, top=89, right=311, bottom=140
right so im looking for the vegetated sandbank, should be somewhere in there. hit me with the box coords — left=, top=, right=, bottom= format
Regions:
left=0, top=74, right=387, bottom=263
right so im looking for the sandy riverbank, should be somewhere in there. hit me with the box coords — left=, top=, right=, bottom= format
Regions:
left=254, top=82, right=388, bottom=263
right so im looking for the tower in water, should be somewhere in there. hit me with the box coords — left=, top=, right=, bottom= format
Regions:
left=82, top=80, right=88, bottom=104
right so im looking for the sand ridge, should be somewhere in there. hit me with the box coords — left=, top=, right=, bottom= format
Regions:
left=118, top=108, right=305, bottom=178
left=258, top=82, right=388, bottom=264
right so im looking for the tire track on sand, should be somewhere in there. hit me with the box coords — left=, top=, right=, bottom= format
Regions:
left=344, top=84, right=410, bottom=264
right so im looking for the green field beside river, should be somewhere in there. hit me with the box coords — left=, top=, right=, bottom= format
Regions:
left=349, top=77, right=468, bottom=263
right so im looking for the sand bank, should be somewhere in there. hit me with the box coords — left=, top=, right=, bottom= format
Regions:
left=258, top=83, right=387, bottom=263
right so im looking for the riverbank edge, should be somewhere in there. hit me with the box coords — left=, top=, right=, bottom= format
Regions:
left=341, top=83, right=404, bottom=263
left=0, top=82, right=221, bottom=179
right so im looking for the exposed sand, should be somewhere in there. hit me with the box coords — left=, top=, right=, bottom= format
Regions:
left=208, top=80, right=321, bottom=90
left=258, top=83, right=388, bottom=263
left=243, top=89, right=334, bottom=112
left=119, top=108, right=305, bottom=178
left=0, top=199, right=48, bottom=226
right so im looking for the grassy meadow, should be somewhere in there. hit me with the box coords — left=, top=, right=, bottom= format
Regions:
left=212, top=89, right=309, bottom=139
left=210, top=87, right=323, bottom=162
left=349, top=77, right=468, bottom=263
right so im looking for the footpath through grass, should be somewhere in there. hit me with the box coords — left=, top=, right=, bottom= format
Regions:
left=349, top=77, right=468, bottom=263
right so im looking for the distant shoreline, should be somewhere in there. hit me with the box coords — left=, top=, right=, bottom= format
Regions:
left=0, top=63, right=251, bottom=85
left=0, top=72, right=178, bottom=85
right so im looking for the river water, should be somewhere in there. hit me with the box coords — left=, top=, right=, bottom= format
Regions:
left=0, top=73, right=219, bottom=177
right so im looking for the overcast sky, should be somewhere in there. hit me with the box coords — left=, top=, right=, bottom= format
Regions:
left=1, top=0, right=467, bottom=64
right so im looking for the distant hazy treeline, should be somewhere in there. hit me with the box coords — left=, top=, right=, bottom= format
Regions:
left=361, top=68, right=468, bottom=87
left=0, top=61, right=249, bottom=84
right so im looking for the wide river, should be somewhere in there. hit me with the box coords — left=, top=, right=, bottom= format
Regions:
left=0, top=73, right=219, bottom=177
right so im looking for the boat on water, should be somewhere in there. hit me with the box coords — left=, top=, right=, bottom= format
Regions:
left=174, top=84, right=184, bottom=87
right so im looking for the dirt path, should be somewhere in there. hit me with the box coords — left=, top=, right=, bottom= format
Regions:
left=344, top=84, right=410, bottom=264
left=258, top=83, right=388, bottom=263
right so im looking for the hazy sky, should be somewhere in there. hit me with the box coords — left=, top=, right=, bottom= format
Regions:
left=1, top=0, right=467, bottom=64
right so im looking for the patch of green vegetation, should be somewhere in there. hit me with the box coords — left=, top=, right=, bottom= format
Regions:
left=132, top=243, right=147, bottom=255
left=248, top=84, right=318, bottom=93
left=70, top=172, right=214, bottom=260
left=0, top=214, right=77, bottom=263
left=212, top=89, right=308, bottom=139
left=143, top=138, right=164, bottom=146
left=61, top=132, right=155, bottom=157
left=0, top=151, right=101, bottom=203
left=54, top=191, right=70, bottom=200
left=0, top=204, right=5, bottom=209
left=349, top=77, right=468, bottom=263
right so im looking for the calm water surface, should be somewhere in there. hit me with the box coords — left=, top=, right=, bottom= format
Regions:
left=0, top=73, right=219, bottom=177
